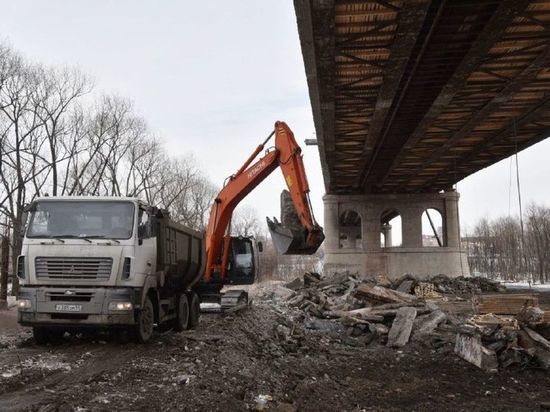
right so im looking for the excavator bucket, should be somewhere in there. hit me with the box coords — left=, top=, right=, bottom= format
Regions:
left=266, top=190, right=325, bottom=255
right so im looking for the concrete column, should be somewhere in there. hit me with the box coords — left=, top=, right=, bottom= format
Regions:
left=401, top=207, right=423, bottom=248
left=323, top=195, right=339, bottom=253
left=442, top=190, right=460, bottom=248
left=364, top=213, right=381, bottom=251
left=382, top=223, right=392, bottom=247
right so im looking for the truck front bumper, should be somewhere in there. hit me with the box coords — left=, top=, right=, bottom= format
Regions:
left=18, top=287, right=138, bottom=327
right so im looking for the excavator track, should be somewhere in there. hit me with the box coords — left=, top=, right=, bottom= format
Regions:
left=220, top=290, right=249, bottom=312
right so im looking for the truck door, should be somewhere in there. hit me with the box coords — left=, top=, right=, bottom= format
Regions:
left=226, top=238, right=256, bottom=285
left=136, top=207, right=156, bottom=276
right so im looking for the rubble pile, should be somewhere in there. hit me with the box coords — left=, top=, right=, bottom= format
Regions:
left=276, top=272, right=550, bottom=373
left=455, top=293, right=550, bottom=371
left=428, top=274, right=505, bottom=295
left=281, top=272, right=452, bottom=348
left=456, top=312, right=550, bottom=371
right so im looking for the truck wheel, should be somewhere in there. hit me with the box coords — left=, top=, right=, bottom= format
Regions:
left=173, top=293, right=189, bottom=332
left=132, top=296, right=154, bottom=343
left=33, top=327, right=50, bottom=345
left=187, top=291, right=200, bottom=329
left=48, top=329, right=65, bottom=345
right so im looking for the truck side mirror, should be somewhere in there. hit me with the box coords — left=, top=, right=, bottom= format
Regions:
left=137, top=225, right=145, bottom=245
left=257, top=241, right=263, bottom=252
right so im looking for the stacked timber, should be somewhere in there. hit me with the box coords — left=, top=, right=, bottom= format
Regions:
left=475, top=294, right=539, bottom=315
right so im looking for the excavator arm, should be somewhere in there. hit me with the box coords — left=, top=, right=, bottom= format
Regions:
left=204, top=121, right=324, bottom=282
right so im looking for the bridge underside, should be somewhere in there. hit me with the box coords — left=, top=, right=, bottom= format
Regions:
left=296, top=0, right=550, bottom=194
left=295, top=0, right=550, bottom=278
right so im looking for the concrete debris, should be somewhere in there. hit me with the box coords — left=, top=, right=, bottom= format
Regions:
left=460, top=310, right=550, bottom=371
left=517, top=306, right=546, bottom=326
left=468, top=313, right=519, bottom=331
left=279, top=272, right=550, bottom=372
left=281, top=272, right=451, bottom=350
left=396, top=279, right=414, bottom=294
left=429, top=275, right=505, bottom=295
left=455, top=331, right=498, bottom=372
left=522, top=326, right=550, bottom=352
left=413, top=310, right=447, bottom=338
left=355, top=284, right=418, bottom=305
left=387, top=307, right=417, bottom=348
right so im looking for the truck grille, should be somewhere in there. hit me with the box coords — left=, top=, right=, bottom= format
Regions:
left=35, top=257, right=113, bottom=280
left=46, top=291, right=94, bottom=302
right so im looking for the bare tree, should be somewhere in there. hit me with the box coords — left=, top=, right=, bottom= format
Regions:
left=232, top=204, right=262, bottom=237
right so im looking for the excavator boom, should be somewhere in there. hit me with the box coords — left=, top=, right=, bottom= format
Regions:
left=204, top=121, right=324, bottom=282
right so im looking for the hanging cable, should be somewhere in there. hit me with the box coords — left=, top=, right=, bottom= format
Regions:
left=454, top=160, right=465, bottom=277
left=513, top=119, right=526, bottom=280
left=508, top=156, right=513, bottom=217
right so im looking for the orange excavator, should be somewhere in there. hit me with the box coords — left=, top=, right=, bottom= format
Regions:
left=196, top=121, right=324, bottom=309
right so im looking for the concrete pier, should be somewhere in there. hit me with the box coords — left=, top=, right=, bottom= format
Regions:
left=322, top=190, right=469, bottom=280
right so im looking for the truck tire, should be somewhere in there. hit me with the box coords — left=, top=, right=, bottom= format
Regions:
left=33, top=327, right=50, bottom=345
left=173, top=293, right=189, bottom=332
left=187, top=291, right=200, bottom=329
left=132, top=296, right=154, bottom=343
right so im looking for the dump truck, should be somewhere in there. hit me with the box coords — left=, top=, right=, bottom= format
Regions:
left=16, top=121, right=324, bottom=343
left=17, top=199, right=208, bottom=343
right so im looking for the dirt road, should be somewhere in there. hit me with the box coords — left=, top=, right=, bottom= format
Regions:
left=1, top=296, right=550, bottom=411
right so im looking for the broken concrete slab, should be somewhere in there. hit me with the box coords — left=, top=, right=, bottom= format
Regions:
left=413, top=310, right=447, bottom=338
left=522, top=326, right=550, bottom=351
left=304, top=272, right=321, bottom=286
left=517, top=306, right=545, bottom=325
left=396, top=280, right=414, bottom=294
left=454, top=332, right=498, bottom=372
left=355, top=285, right=418, bottom=305
left=271, top=285, right=294, bottom=301
left=284, top=278, right=304, bottom=291
left=387, top=307, right=417, bottom=348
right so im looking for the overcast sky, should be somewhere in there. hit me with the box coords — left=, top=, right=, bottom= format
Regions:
left=2, top=0, right=550, bottom=235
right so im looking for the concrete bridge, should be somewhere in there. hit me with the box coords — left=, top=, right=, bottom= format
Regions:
left=294, top=0, right=550, bottom=278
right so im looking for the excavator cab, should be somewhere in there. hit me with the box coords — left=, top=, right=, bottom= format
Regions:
left=225, top=237, right=258, bottom=285
left=267, top=190, right=325, bottom=255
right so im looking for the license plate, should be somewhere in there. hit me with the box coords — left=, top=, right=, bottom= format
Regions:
left=55, top=304, right=82, bottom=312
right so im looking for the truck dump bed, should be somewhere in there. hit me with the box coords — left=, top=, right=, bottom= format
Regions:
left=156, top=216, right=205, bottom=291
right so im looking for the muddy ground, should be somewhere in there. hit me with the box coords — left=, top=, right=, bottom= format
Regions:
left=1, top=287, right=550, bottom=412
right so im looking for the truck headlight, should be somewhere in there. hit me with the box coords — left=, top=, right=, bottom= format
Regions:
left=17, top=256, right=25, bottom=279
left=17, top=299, right=32, bottom=309
left=108, top=301, right=133, bottom=311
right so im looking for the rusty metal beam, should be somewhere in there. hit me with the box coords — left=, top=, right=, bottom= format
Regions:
left=375, top=0, right=531, bottom=190
left=352, top=0, right=433, bottom=189
left=294, top=0, right=336, bottom=190
left=449, top=95, right=550, bottom=174
left=403, top=43, right=550, bottom=186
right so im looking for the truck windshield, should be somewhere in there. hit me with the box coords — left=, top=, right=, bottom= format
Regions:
left=26, top=201, right=135, bottom=240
